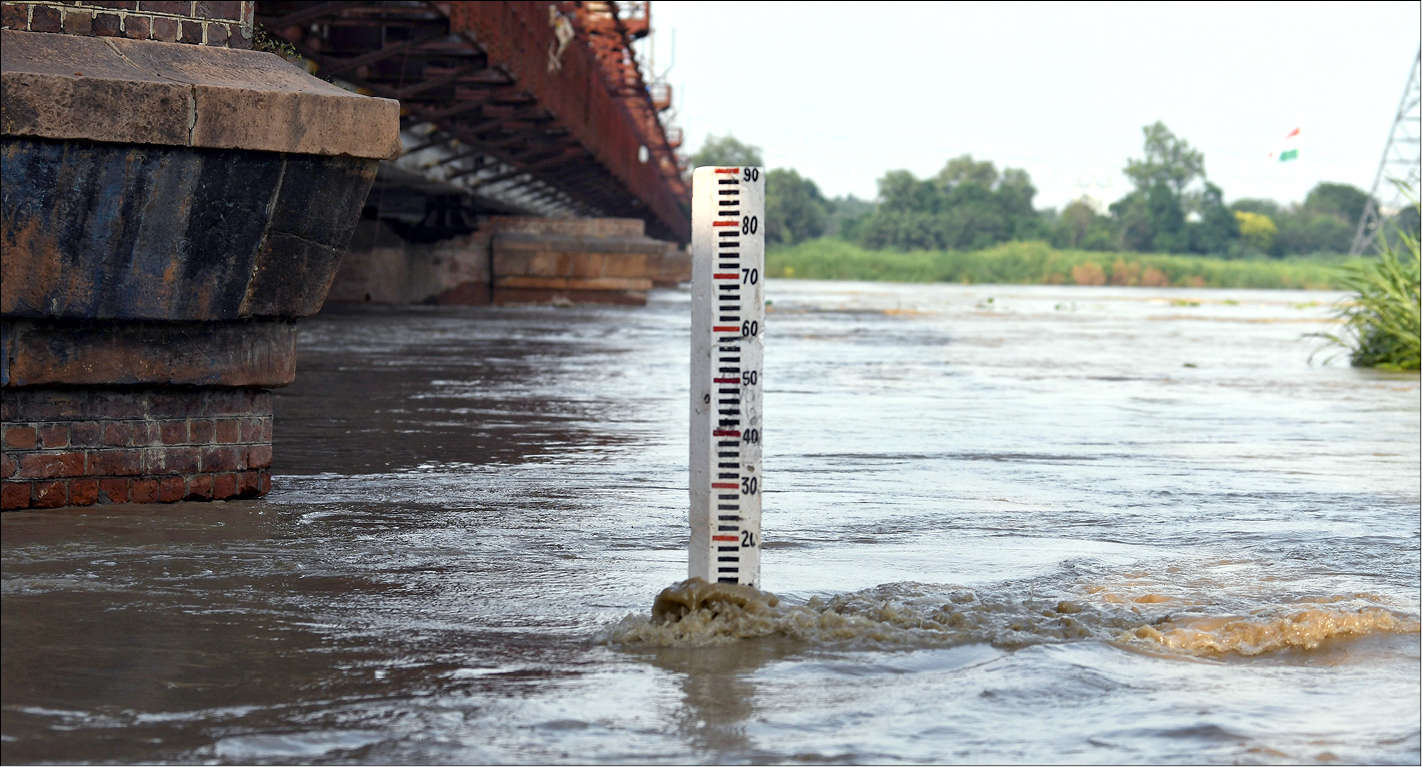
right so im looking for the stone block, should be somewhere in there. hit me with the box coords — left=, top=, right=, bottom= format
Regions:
left=1, top=4, right=28, bottom=31
left=36, top=423, right=67, bottom=448
left=193, top=1, right=240, bottom=20
left=92, top=12, right=121, bottom=36
left=69, top=478, right=98, bottom=505
left=1, top=481, right=28, bottom=509
left=101, top=421, right=135, bottom=446
left=3, top=424, right=36, bottom=449
left=189, top=419, right=213, bottom=443
left=212, top=472, right=235, bottom=499
left=130, top=478, right=158, bottom=503
left=213, top=420, right=239, bottom=444
left=178, top=19, right=200, bottom=42
left=69, top=421, right=102, bottom=447
left=157, top=475, right=184, bottom=502
left=159, top=420, right=187, bottom=445
left=121, top=15, right=148, bottom=39
left=98, top=478, right=128, bottom=503
left=246, top=443, right=271, bottom=468
left=237, top=470, right=260, bottom=496
left=184, top=474, right=212, bottom=500
left=62, top=8, right=93, bottom=35
left=32, top=480, right=66, bottom=508
left=28, top=5, right=58, bottom=32
left=150, top=16, right=177, bottom=41
left=1, top=29, right=400, bottom=158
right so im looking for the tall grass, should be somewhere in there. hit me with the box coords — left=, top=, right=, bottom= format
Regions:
left=766, top=238, right=1357, bottom=290
left=1313, top=224, right=1421, bottom=371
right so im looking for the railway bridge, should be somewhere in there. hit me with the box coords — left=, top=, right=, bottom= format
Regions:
left=263, top=0, right=691, bottom=306
left=0, top=0, right=691, bottom=510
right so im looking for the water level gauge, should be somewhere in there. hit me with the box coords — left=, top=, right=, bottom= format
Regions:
left=688, top=166, right=765, bottom=587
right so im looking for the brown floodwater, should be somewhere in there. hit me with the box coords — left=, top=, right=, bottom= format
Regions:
left=2, top=282, right=1418, bottom=764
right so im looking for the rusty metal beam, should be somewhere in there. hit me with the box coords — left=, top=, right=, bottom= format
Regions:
left=448, top=3, right=688, bottom=241
left=319, top=29, right=451, bottom=77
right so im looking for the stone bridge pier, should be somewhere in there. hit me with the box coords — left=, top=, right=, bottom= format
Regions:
left=1, top=1, right=398, bottom=509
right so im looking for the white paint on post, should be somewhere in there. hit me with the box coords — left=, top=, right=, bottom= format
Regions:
left=689, top=165, right=765, bottom=587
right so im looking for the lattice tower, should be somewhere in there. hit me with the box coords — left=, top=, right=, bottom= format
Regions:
left=1350, top=48, right=1421, bottom=255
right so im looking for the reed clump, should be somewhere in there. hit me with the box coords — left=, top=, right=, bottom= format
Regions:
left=1314, top=217, right=1421, bottom=371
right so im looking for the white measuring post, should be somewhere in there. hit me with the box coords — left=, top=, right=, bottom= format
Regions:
left=689, top=165, right=765, bottom=587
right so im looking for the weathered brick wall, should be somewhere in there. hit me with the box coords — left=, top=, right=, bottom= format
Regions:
left=0, top=1, right=253, bottom=48
left=1, top=388, right=272, bottom=510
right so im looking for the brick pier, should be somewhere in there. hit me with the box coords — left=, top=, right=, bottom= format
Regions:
left=1, top=390, right=272, bottom=509
left=1, top=2, right=398, bottom=510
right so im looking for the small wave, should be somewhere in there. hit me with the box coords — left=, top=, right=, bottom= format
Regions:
left=600, top=578, right=1419, bottom=658
left=603, top=578, right=1115, bottom=650
left=1125, top=608, right=1420, bottom=656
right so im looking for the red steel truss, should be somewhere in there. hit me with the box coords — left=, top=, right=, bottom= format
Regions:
left=257, top=1, right=690, bottom=241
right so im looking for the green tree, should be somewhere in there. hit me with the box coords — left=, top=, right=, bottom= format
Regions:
left=1303, top=182, right=1373, bottom=226
left=1124, top=121, right=1205, bottom=196
left=935, top=155, right=999, bottom=190
left=1275, top=209, right=1353, bottom=255
left=1110, top=191, right=1154, bottom=251
left=1235, top=210, right=1277, bottom=253
left=1051, top=198, right=1098, bottom=249
left=828, top=195, right=876, bottom=240
left=1230, top=198, right=1282, bottom=218
left=688, top=134, right=763, bottom=169
left=853, top=158, right=1043, bottom=252
left=764, top=168, right=829, bottom=245
left=1187, top=182, right=1239, bottom=255
left=1146, top=182, right=1186, bottom=252
left=878, top=169, right=940, bottom=213
left=1387, top=206, right=1422, bottom=250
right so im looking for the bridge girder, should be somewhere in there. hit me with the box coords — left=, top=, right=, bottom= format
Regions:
left=256, top=1, right=690, bottom=242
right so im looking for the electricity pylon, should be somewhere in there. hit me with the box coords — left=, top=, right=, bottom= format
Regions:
left=1350, top=47, right=1420, bottom=255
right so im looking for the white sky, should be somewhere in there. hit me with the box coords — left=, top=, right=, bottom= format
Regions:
left=644, top=1, right=1420, bottom=210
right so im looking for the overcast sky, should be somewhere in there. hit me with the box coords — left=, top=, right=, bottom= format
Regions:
left=642, top=1, right=1420, bottom=210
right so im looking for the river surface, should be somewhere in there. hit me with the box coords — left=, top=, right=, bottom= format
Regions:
left=2, top=281, right=1419, bottom=764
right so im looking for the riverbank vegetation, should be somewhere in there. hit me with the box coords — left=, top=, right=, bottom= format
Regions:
left=766, top=239, right=1357, bottom=290
left=689, top=123, right=1420, bottom=265
left=1313, top=216, right=1421, bottom=370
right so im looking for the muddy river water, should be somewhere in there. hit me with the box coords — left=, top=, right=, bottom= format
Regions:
left=3, top=281, right=1418, bottom=764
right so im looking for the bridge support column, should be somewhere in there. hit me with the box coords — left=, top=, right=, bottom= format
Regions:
left=0, top=21, right=398, bottom=510
left=328, top=216, right=689, bottom=307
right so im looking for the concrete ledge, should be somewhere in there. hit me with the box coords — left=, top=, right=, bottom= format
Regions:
left=1, top=319, right=297, bottom=387
left=0, top=29, right=400, bottom=159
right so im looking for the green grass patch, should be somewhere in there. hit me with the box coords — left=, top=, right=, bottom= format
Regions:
left=766, top=238, right=1360, bottom=290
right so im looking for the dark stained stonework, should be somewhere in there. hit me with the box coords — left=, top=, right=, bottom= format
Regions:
left=0, top=138, right=377, bottom=321
left=1, top=318, right=297, bottom=387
